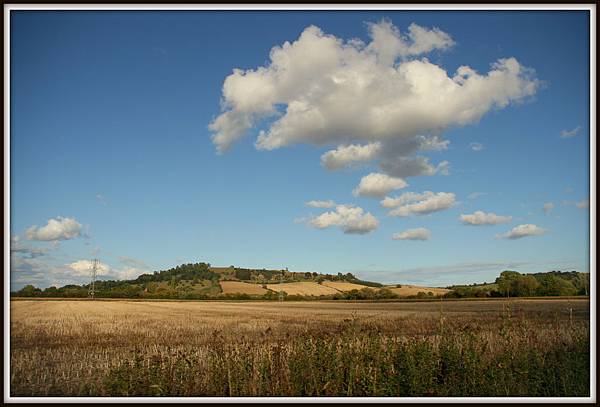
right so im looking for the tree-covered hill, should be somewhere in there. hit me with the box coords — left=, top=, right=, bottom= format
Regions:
left=10, top=262, right=382, bottom=299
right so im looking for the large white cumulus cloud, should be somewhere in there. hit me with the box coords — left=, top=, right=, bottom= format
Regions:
left=68, top=259, right=147, bottom=280
left=209, top=20, right=539, bottom=178
left=309, top=204, right=379, bottom=234
left=26, top=217, right=83, bottom=241
left=68, top=260, right=112, bottom=277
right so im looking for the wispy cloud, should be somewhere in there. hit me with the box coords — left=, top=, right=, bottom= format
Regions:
left=96, top=194, right=108, bottom=206
left=118, top=255, right=147, bottom=268
left=305, top=200, right=335, bottom=208
left=346, top=260, right=532, bottom=285
left=562, top=198, right=590, bottom=209
left=560, top=126, right=581, bottom=138
left=10, top=235, right=49, bottom=258
left=468, top=192, right=486, bottom=200
left=392, top=227, right=430, bottom=241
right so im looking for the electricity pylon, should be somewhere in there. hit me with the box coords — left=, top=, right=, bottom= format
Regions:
left=88, top=259, right=98, bottom=299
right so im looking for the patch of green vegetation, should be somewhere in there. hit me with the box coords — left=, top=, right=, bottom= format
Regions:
left=102, top=321, right=590, bottom=397
left=332, top=288, right=398, bottom=300
left=445, top=270, right=588, bottom=299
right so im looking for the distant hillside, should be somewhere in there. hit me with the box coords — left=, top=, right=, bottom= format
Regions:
left=11, top=262, right=384, bottom=300
left=10, top=263, right=589, bottom=301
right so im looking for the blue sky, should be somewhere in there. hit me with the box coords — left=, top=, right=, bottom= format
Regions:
left=9, top=10, right=591, bottom=290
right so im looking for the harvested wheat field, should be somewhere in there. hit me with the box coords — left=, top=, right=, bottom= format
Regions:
left=387, top=285, right=450, bottom=297
left=265, top=281, right=340, bottom=296
left=321, top=280, right=370, bottom=292
left=219, top=281, right=269, bottom=295
left=10, top=298, right=590, bottom=397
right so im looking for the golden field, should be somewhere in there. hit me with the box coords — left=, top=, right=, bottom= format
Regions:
left=10, top=298, right=590, bottom=397
left=265, top=281, right=340, bottom=296
left=219, top=281, right=269, bottom=295
left=321, top=281, right=372, bottom=292
left=386, top=285, right=451, bottom=297
left=215, top=280, right=449, bottom=297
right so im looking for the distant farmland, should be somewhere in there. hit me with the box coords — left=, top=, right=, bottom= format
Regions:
left=386, top=285, right=451, bottom=297
left=217, top=279, right=448, bottom=297
left=220, top=281, right=269, bottom=295
left=266, top=281, right=341, bottom=296
left=322, top=281, right=374, bottom=292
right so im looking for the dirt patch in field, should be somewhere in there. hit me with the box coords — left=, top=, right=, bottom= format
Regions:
left=387, top=285, right=450, bottom=297
left=219, top=281, right=268, bottom=295
left=321, top=281, right=370, bottom=292
left=266, top=282, right=339, bottom=296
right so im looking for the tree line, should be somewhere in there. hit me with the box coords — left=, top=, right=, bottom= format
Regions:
left=446, top=270, right=589, bottom=298
left=11, top=267, right=589, bottom=300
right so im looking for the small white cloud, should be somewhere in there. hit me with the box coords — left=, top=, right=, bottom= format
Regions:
left=560, top=126, right=581, bottom=138
left=392, top=227, right=430, bottom=241
left=543, top=202, right=554, bottom=214
left=320, top=143, right=382, bottom=170
left=352, top=172, right=408, bottom=197
left=496, top=224, right=548, bottom=240
left=576, top=199, right=589, bottom=209
left=562, top=198, right=590, bottom=209
left=383, top=191, right=455, bottom=217
left=306, top=200, right=336, bottom=208
left=68, top=260, right=112, bottom=277
left=26, top=217, right=83, bottom=241
left=469, top=142, right=484, bottom=151
left=309, top=204, right=379, bottom=234
left=460, top=210, right=512, bottom=225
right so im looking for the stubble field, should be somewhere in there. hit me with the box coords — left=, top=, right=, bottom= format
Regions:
left=10, top=298, right=590, bottom=397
